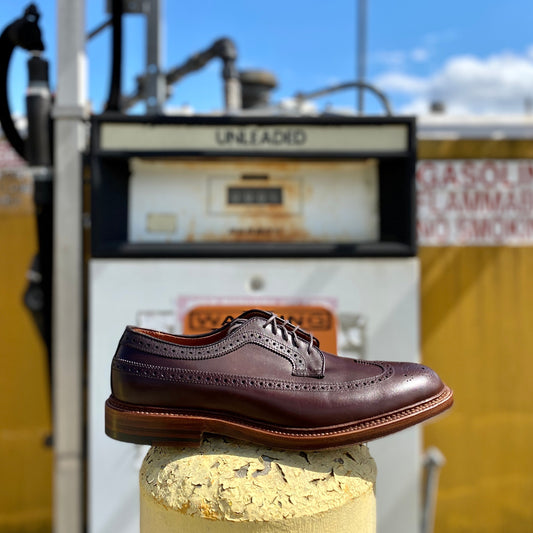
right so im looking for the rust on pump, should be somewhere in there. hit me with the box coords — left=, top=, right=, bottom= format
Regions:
left=128, top=157, right=379, bottom=245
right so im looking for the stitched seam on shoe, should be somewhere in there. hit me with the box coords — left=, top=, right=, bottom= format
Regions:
left=122, top=318, right=324, bottom=377
left=112, top=359, right=391, bottom=391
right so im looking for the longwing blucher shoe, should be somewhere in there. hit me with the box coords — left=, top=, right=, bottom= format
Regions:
left=105, top=309, right=453, bottom=450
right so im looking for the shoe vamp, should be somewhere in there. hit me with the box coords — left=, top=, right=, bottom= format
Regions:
left=113, top=348, right=415, bottom=428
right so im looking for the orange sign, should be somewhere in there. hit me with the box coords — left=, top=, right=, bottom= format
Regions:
left=183, top=305, right=337, bottom=354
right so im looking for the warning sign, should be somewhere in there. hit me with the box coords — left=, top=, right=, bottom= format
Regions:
left=417, top=160, right=533, bottom=245
left=183, top=305, right=337, bottom=354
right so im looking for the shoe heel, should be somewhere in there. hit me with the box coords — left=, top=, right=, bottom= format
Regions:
left=105, top=397, right=204, bottom=447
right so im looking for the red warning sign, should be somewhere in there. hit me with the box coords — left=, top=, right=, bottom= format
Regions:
left=417, top=160, right=533, bottom=245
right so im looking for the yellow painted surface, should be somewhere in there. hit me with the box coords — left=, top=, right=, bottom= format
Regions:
left=421, top=247, right=533, bottom=533
left=0, top=198, right=53, bottom=531
left=419, top=139, right=533, bottom=159
left=140, top=438, right=376, bottom=532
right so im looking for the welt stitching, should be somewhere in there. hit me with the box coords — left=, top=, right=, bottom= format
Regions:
left=113, top=358, right=392, bottom=392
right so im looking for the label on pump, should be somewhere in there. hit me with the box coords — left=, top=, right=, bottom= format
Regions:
left=183, top=304, right=338, bottom=354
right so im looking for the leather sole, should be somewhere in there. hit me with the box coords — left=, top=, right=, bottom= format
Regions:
left=105, top=386, right=453, bottom=450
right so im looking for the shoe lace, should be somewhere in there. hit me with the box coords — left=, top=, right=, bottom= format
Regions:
left=262, top=314, right=315, bottom=354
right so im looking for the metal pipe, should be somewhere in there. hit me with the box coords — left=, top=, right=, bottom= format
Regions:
left=26, top=53, right=52, bottom=165
left=357, top=0, right=367, bottom=114
left=295, top=80, right=392, bottom=115
left=124, top=37, right=241, bottom=112
left=421, top=447, right=446, bottom=533
left=145, top=0, right=165, bottom=114
left=25, top=51, right=53, bottom=381
left=86, top=17, right=112, bottom=41
left=53, top=0, right=86, bottom=531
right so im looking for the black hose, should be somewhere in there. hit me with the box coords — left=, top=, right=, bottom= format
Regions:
left=0, top=33, right=24, bottom=157
left=0, top=4, right=44, bottom=159
left=105, top=0, right=123, bottom=112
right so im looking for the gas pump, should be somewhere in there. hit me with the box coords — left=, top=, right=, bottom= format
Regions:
left=88, top=113, right=419, bottom=533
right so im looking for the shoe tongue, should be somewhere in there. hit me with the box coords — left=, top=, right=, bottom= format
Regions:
left=235, top=309, right=273, bottom=321
left=225, top=309, right=272, bottom=334
left=230, top=309, right=318, bottom=347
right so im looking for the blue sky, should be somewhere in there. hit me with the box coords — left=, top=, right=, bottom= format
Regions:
left=3, top=0, right=533, bottom=116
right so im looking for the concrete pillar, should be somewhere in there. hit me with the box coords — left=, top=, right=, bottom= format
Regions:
left=140, top=437, right=376, bottom=532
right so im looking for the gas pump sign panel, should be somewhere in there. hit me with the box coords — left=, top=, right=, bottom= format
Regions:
left=128, top=158, right=379, bottom=243
left=90, top=115, right=417, bottom=256
left=100, top=122, right=408, bottom=153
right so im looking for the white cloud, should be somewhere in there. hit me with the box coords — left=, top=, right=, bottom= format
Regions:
left=372, top=50, right=407, bottom=68
left=374, top=72, right=429, bottom=94
left=373, top=46, right=430, bottom=68
left=411, top=48, right=429, bottom=63
left=374, top=49, right=533, bottom=115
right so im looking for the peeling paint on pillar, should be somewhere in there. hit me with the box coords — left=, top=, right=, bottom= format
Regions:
left=140, top=437, right=376, bottom=532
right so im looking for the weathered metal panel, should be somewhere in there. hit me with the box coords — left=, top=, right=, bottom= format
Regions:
left=129, top=158, right=379, bottom=244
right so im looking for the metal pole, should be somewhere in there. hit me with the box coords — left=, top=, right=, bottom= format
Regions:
left=146, top=0, right=165, bottom=114
left=421, top=447, right=446, bottom=533
left=357, top=0, right=367, bottom=114
left=53, top=0, right=86, bottom=532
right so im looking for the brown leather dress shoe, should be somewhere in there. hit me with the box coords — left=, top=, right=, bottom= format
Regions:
left=105, top=309, right=452, bottom=450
